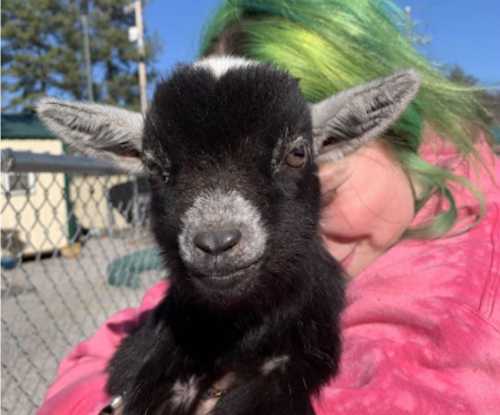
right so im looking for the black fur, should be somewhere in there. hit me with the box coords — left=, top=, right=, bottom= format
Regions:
left=107, top=62, right=345, bottom=415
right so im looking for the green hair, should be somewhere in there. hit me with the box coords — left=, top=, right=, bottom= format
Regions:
left=199, top=0, right=491, bottom=239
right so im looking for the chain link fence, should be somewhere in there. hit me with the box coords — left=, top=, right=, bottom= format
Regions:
left=1, top=149, right=164, bottom=414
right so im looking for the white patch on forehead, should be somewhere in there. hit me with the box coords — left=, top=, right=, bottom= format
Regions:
left=261, top=355, right=290, bottom=375
left=171, top=376, right=199, bottom=410
left=194, top=56, right=258, bottom=79
left=178, top=189, right=267, bottom=266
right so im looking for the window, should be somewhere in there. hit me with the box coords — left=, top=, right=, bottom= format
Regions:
left=1, top=173, right=36, bottom=195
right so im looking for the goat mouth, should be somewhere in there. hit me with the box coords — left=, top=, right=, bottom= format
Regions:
left=190, top=259, right=263, bottom=290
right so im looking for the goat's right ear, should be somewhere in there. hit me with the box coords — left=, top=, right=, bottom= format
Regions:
left=310, top=70, right=420, bottom=163
left=37, top=98, right=144, bottom=172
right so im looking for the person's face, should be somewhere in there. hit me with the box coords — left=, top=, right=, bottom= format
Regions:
left=318, top=140, right=416, bottom=277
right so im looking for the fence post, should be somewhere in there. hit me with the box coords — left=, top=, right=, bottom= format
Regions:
left=63, top=144, right=78, bottom=243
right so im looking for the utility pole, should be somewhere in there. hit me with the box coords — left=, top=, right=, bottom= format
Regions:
left=81, top=0, right=94, bottom=101
left=125, top=1, right=148, bottom=113
left=403, top=5, right=431, bottom=46
left=403, top=6, right=412, bottom=38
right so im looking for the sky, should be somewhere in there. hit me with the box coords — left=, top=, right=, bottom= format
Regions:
left=144, top=0, right=500, bottom=85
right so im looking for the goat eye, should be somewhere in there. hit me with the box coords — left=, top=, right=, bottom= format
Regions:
left=285, top=146, right=307, bottom=168
left=148, top=165, right=170, bottom=183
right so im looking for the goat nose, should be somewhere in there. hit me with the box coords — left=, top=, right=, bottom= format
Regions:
left=194, top=229, right=242, bottom=255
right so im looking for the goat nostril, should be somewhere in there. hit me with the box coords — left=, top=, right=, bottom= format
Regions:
left=194, top=229, right=242, bottom=255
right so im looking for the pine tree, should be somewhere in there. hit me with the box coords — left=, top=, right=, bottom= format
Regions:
left=1, top=0, right=160, bottom=111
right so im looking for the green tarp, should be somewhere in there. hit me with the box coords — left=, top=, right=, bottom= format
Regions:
left=492, top=126, right=500, bottom=143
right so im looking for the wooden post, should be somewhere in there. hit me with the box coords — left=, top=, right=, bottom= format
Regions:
left=134, top=0, right=148, bottom=114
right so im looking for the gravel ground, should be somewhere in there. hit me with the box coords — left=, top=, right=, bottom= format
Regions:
left=1, top=234, right=165, bottom=414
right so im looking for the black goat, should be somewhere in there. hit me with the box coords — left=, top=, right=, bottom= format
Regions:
left=38, top=56, right=420, bottom=415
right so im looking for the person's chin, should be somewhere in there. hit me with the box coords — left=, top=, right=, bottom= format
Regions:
left=340, top=244, right=357, bottom=269
left=322, top=238, right=356, bottom=262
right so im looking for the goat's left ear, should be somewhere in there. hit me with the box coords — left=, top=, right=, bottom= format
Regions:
left=310, top=70, right=420, bottom=162
left=37, top=98, right=144, bottom=172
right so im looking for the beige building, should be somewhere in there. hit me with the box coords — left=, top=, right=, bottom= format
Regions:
left=1, top=114, right=67, bottom=255
left=1, top=113, right=129, bottom=257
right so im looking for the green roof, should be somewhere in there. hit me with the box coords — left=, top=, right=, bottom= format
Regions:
left=1, top=113, right=56, bottom=139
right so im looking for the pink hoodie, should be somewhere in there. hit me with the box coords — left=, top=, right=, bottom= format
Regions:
left=38, top=135, right=500, bottom=415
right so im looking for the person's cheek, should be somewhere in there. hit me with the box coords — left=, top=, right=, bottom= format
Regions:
left=320, top=178, right=383, bottom=239
left=319, top=141, right=416, bottom=250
